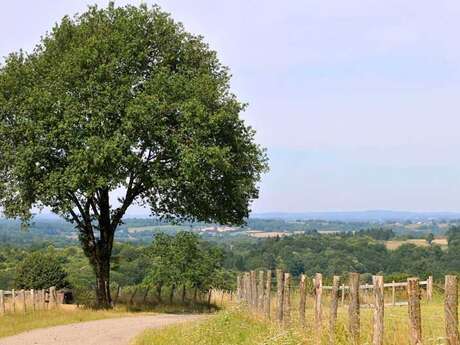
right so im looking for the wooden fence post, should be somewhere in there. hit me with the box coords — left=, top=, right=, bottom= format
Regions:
left=0, top=290, right=4, bottom=315
left=348, top=272, right=360, bottom=345
left=49, top=287, right=56, bottom=308
left=392, top=280, right=396, bottom=306
left=41, top=289, right=45, bottom=310
left=247, top=274, right=250, bottom=304
left=31, top=289, right=35, bottom=312
left=427, top=276, right=433, bottom=301
left=445, top=275, right=460, bottom=345
left=407, top=278, right=422, bottom=345
left=373, top=275, right=384, bottom=345
left=246, top=272, right=251, bottom=305
left=21, top=289, right=26, bottom=313
left=315, top=273, right=323, bottom=343
left=341, top=284, right=345, bottom=305
left=258, top=271, right=265, bottom=311
left=241, top=273, right=246, bottom=303
left=12, top=289, right=16, bottom=312
left=264, top=270, right=271, bottom=319
left=329, top=275, right=340, bottom=345
left=250, top=271, right=257, bottom=309
left=283, top=273, right=291, bottom=326
left=276, top=269, right=284, bottom=322
left=248, top=272, right=253, bottom=306
left=299, top=274, right=307, bottom=327
left=237, top=275, right=242, bottom=302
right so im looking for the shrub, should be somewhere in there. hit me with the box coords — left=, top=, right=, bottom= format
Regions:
left=16, top=252, right=70, bottom=289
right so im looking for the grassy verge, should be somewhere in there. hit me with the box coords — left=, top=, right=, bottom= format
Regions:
left=134, top=298, right=447, bottom=345
left=133, top=308, right=301, bottom=345
left=0, top=308, right=130, bottom=338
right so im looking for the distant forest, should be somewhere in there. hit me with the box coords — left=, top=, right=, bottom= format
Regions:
left=0, top=216, right=453, bottom=246
left=1, top=227, right=460, bottom=293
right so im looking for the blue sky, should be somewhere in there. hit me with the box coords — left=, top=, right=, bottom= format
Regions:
left=2, top=1, right=460, bottom=213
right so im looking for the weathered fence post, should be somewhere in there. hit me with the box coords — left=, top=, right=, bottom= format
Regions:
left=264, top=270, right=271, bottom=319
left=364, top=283, right=369, bottom=305
left=21, top=289, right=26, bottom=313
left=348, top=272, right=360, bottom=345
left=407, top=278, right=422, bottom=345
left=445, top=275, right=460, bottom=345
left=427, top=276, right=433, bottom=301
left=276, top=269, right=284, bottom=322
left=237, top=275, right=242, bottom=302
left=207, top=289, right=212, bottom=309
left=315, top=273, right=323, bottom=343
left=250, top=271, right=257, bottom=309
left=31, top=289, right=35, bottom=312
left=0, top=290, right=4, bottom=315
left=283, top=273, right=291, bottom=326
left=41, top=289, right=45, bottom=310
left=341, top=284, right=345, bottom=305
left=245, top=272, right=251, bottom=305
left=373, top=275, right=384, bottom=345
left=241, top=273, right=246, bottom=303
left=258, top=271, right=265, bottom=311
left=392, top=280, right=396, bottom=306
left=50, top=287, right=57, bottom=308
left=299, top=274, right=307, bottom=327
left=329, top=275, right=340, bottom=345
left=12, top=289, right=16, bottom=312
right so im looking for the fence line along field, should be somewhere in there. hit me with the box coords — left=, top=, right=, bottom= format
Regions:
left=236, top=270, right=458, bottom=345
left=0, top=287, right=62, bottom=314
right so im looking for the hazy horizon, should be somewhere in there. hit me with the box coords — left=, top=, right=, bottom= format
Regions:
left=3, top=1, right=460, bottom=214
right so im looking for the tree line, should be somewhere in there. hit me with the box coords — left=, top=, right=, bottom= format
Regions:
left=2, top=227, right=460, bottom=303
left=0, top=231, right=234, bottom=305
left=220, top=227, right=460, bottom=282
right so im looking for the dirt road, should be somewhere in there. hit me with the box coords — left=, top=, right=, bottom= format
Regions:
left=0, top=314, right=204, bottom=345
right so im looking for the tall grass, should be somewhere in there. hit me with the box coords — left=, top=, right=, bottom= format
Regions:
left=134, top=292, right=448, bottom=345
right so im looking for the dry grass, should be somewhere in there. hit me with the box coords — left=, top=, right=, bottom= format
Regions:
left=0, top=307, right=131, bottom=338
left=134, top=293, right=448, bottom=345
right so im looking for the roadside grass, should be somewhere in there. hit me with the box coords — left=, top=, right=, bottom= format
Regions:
left=132, top=308, right=286, bottom=345
left=0, top=307, right=130, bottom=338
left=133, top=296, right=447, bottom=345
left=124, top=301, right=219, bottom=314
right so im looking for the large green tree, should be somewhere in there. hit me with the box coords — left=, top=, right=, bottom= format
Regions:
left=0, top=4, right=267, bottom=307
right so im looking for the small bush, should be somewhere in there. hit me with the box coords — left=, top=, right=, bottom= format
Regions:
left=16, top=252, right=70, bottom=289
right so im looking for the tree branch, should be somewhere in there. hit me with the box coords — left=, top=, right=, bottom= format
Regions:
left=110, top=182, right=143, bottom=229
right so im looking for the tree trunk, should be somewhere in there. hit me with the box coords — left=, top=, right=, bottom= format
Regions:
left=157, top=284, right=162, bottom=303
left=193, top=288, right=198, bottom=304
left=72, top=187, right=136, bottom=309
left=94, top=250, right=112, bottom=308
left=182, top=285, right=186, bottom=303
left=169, top=285, right=175, bottom=304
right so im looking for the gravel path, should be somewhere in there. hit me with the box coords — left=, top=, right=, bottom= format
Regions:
left=0, top=314, right=205, bottom=345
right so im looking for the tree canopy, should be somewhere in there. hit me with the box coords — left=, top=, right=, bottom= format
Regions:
left=0, top=3, right=267, bottom=306
left=144, top=231, right=227, bottom=303
left=16, top=251, right=70, bottom=290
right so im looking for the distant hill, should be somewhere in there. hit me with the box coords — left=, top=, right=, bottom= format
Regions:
left=251, top=210, right=460, bottom=222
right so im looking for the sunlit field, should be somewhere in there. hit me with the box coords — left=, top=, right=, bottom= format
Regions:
left=135, top=291, right=447, bottom=345
left=0, top=307, right=130, bottom=338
